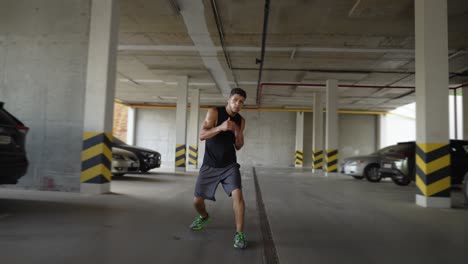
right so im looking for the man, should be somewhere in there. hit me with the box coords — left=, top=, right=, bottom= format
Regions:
left=189, top=88, right=247, bottom=249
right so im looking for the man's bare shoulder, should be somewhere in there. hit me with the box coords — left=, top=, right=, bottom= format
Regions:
left=207, top=107, right=218, bottom=113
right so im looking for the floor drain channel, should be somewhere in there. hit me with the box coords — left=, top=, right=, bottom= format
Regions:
left=253, top=167, right=279, bottom=264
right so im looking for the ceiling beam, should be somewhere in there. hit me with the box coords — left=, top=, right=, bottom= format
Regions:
left=178, top=0, right=232, bottom=96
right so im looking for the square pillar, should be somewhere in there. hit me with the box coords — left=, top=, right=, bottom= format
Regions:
left=414, top=0, right=451, bottom=208
left=313, top=93, right=324, bottom=172
left=295, top=112, right=304, bottom=167
left=325, top=80, right=339, bottom=175
left=188, top=89, right=200, bottom=169
left=80, top=0, right=119, bottom=194
left=175, top=76, right=188, bottom=172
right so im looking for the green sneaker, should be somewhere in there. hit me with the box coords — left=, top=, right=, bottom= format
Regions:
left=234, top=232, right=247, bottom=249
left=189, top=215, right=211, bottom=231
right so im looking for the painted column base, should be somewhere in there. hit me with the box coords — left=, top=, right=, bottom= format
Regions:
left=81, top=183, right=111, bottom=194
left=295, top=164, right=303, bottom=168
left=416, top=194, right=451, bottom=208
left=175, top=167, right=186, bottom=172
left=187, top=164, right=199, bottom=171
left=312, top=169, right=323, bottom=174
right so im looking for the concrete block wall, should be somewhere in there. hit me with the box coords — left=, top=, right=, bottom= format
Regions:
left=0, top=1, right=90, bottom=191
left=302, top=112, right=377, bottom=167
left=135, top=108, right=296, bottom=168
left=338, top=114, right=377, bottom=159
left=236, top=111, right=296, bottom=167
left=135, top=108, right=377, bottom=169
left=135, top=108, right=177, bottom=168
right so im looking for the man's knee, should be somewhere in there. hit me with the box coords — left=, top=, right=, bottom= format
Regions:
left=231, top=189, right=244, bottom=202
left=194, top=197, right=204, bottom=206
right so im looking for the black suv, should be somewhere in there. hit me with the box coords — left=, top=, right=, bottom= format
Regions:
left=113, top=138, right=161, bottom=173
left=0, top=102, right=29, bottom=184
left=380, top=140, right=468, bottom=187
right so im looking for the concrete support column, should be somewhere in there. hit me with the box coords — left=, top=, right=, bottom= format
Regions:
left=295, top=112, right=304, bottom=167
left=463, top=88, right=468, bottom=139
left=415, top=0, right=451, bottom=208
left=188, top=89, right=200, bottom=169
left=325, top=79, right=338, bottom=175
left=175, top=76, right=188, bottom=172
left=127, top=107, right=136, bottom=145
left=80, top=0, right=119, bottom=194
left=313, top=93, right=324, bottom=172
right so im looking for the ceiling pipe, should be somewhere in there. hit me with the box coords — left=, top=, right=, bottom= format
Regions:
left=453, top=82, right=468, bottom=89
left=258, top=82, right=468, bottom=106
left=233, top=67, right=468, bottom=77
left=261, top=82, right=415, bottom=89
left=125, top=103, right=387, bottom=115
left=256, top=0, right=271, bottom=106
left=258, top=82, right=415, bottom=105
left=210, top=0, right=238, bottom=86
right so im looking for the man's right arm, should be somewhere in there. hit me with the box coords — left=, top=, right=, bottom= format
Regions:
left=200, top=107, right=237, bottom=141
left=199, top=107, right=221, bottom=141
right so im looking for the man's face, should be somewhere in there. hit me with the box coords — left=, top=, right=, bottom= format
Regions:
left=228, top=94, right=245, bottom=113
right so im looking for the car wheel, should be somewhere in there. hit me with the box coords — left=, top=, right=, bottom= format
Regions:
left=365, top=165, right=381, bottom=182
left=391, top=175, right=411, bottom=186
left=352, top=176, right=364, bottom=180
left=140, top=167, right=150, bottom=173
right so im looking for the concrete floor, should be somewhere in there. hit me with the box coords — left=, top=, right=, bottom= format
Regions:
left=0, top=167, right=467, bottom=264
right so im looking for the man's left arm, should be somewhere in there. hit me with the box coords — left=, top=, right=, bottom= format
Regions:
left=234, top=117, right=245, bottom=150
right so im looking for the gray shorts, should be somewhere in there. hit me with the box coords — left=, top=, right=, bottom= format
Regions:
left=194, top=163, right=242, bottom=201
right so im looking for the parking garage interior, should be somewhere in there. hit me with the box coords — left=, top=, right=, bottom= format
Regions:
left=1, top=0, right=468, bottom=263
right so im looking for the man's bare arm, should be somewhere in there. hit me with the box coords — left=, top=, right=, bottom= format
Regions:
left=199, top=108, right=237, bottom=141
left=199, top=108, right=220, bottom=141
left=234, top=117, right=245, bottom=150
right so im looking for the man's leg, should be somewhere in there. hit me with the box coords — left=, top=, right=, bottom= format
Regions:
left=193, top=196, right=208, bottom=218
left=190, top=196, right=211, bottom=230
left=231, top=188, right=244, bottom=232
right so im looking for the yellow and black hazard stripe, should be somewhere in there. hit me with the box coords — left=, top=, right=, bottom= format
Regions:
left=313, top=149, right=323, bottom=169
left=81, top=132, right=112, bottom=184
left=326, top=149, right=338, bottom=172
left=295, top=150, right=303, bottom=165
left=189, top=145, right=198, bottom=165
left=175, top=144, right=186, bottom=168
left=416, top=143, right=451, bottom=197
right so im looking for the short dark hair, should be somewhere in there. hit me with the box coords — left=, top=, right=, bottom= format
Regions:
left=230, top=88, right=247, bottom=99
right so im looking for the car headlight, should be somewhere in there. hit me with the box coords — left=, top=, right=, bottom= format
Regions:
left=112, top=154, right=124, bottom=160
left=394, top=160, right=403, bottom=168
left=140, top=151, right=155, bottom=158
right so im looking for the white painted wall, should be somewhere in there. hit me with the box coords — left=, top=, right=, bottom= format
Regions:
left=338, top=114, right=377, bottom=160
left=0, top=1, right=90, bottom=191
left=449, top=95, right=463, bottom=139
left=237, top=111, right=296, bottom=167
left=135, top=108, right=297, bottom=169
left=135, top=108, right=378, bottom=169
left=379, top=96, right=463, bottom=148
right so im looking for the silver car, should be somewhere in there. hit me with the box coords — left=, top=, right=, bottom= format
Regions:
left=340, top=142, right=414, bottom=182
left=112, top=147, right=140, bottom=177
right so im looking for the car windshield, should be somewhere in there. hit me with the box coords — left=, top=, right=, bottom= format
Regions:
left=113, top=137, right=126, bottom=145
left=371, top=145, right=396, bottom=155
left=371, top=143, right=413, bottom=155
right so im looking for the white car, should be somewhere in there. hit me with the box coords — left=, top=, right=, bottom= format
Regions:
left=112, top=147, right=140, bottom=177
left=340, top=142, right=414, bottom=182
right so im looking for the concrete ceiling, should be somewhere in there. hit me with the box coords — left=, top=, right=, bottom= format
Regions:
left=116, top=0, right=468, bottom=111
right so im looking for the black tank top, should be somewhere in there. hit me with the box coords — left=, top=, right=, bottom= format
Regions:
left=203, top=107, right=242, bottom=168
